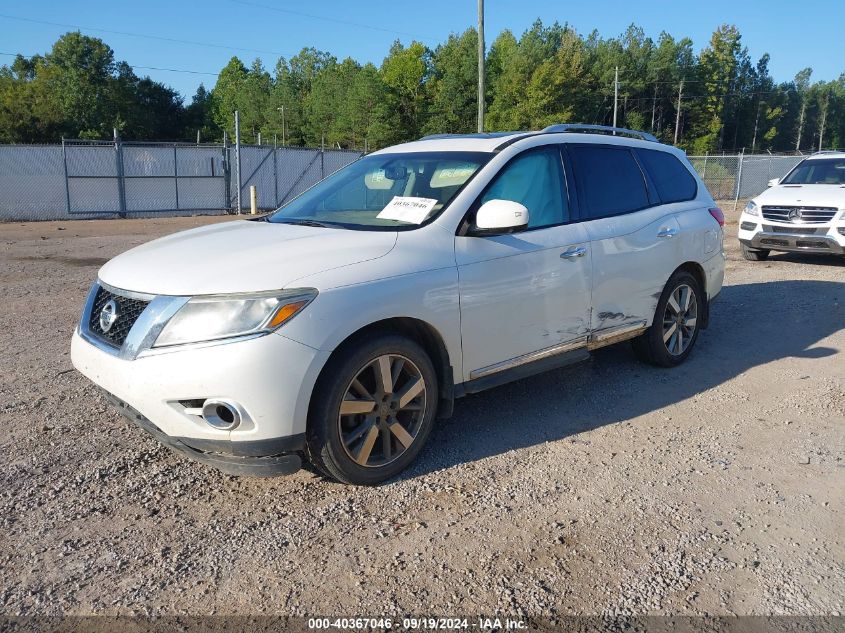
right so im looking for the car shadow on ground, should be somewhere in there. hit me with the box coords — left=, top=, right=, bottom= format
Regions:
left=402, top=280, right=845, bottom=480
left=765, top=252, right=845, bottom=268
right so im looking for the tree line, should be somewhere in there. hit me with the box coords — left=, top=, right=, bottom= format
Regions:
left=1, top=23, right=843, bottom=154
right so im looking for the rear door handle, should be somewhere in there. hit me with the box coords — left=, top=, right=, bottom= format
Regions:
left=657, top=227, right=679, bottom=238
left=560, top=246, right=587, bottom=260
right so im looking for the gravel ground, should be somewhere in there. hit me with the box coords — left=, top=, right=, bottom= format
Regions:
left=0, top=208, right=843, bottom=619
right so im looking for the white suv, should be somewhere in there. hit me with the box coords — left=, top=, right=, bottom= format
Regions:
left=738, top=151, right=845, bottom=260
left=72, top=124, right=725, bottom=485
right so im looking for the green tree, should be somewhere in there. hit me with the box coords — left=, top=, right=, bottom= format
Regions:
left=423, top=29, right=479, bottom=134
left=693, top=25, right=749, bottom=152
left=380, top=40, right=429, bottom=141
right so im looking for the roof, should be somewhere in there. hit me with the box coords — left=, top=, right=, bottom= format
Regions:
left=372, top=132, right=528, bottom=155
left=371, top=124, right=665, bottom=156
left=805, top=151, right=845, bottom=160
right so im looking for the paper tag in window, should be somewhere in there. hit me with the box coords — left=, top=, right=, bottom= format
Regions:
left=376, top=196, right=438, bottom=224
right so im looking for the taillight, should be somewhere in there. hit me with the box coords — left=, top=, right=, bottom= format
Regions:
left=709, top=207, right=725, bottom=227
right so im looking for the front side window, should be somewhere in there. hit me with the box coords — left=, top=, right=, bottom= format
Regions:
left=782, top=158, right=845, bottom=185
left=635, top=148, right=697, bottom=203
left=568, top=145, right=649, bottom=219
left=269, top=151, right=490, bottom=230
left=478, top=147, right=568, bottom=229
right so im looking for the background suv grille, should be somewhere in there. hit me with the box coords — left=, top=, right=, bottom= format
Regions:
left=88, top=286, right=150, bottom=348
left=761, top=206, right=838, bottom=224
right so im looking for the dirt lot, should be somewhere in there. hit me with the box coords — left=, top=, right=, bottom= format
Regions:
left=0, top=208, right=843, bottom=619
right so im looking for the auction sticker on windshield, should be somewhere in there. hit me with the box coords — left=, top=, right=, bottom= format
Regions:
left=377, top=196, right=438, bottom=224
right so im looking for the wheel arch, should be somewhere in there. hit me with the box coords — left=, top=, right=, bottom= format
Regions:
left=309, top=317, right=456, bottom=426
left=672, top=261, right=710, bottom=329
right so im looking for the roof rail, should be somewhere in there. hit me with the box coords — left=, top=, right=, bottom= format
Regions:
left=541, top=123, right=658, bottom=142
left=418, top=131, right=524, bottom=141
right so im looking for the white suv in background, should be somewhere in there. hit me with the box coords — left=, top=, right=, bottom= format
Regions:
left=738, top=152, right=845, bottom=260
left=72, top=124, right=725, bottom=485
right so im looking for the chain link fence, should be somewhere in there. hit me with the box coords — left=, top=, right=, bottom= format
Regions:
left=0, top=142, right=817, bottom=222
left=0, top=140, right=360, bottom=221
left=688, top=154, right=806, bottom=205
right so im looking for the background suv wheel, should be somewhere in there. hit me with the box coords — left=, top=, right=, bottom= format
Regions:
left=632, top=270, right=703, bottom=367
left=307, top=332, right=438, bottom=485
left=741, top=243, right=770, bottom=261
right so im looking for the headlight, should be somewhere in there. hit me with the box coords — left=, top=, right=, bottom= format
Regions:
left=744, top=201, right=760, bottom=216
left=153, top=288, right=317, bottom=348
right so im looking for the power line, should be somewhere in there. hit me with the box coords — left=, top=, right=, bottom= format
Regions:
left=0, top=13, right=289, bottom=58
left=226, top=0, right=439, bottom=42
left=0, top=52, right=219, bottom=76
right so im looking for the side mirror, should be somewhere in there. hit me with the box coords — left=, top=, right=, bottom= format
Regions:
left=474, top=199, right=529, bottom=233
left=767, top=178, right=780, bottom=187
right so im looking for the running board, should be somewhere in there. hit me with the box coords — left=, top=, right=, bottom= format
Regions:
left=588, top=320, right=648, bottom=349
left=459, top=321, right=648, bottom=396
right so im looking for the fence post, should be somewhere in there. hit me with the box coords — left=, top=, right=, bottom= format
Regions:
left=273, top=146, right=279, bottom=207
left=173, top=144, right=180, bottom=212
left=733, top=149, right=745, bottom=212
left=702, top=152, right=708, bottom=180
left=114, top=129, right=127, bottom=217
left=61, top=137, right=71, bottom=215
left=223, top=131, right=232, bottom=213
left=234, top=110, right=242, bottom=215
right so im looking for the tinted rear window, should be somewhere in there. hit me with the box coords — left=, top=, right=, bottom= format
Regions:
left=568, top=145, right=649, bottom=218
left=636, top=148, right=697, bottom=203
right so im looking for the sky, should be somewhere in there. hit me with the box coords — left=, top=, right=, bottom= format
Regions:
left=1, top=0, right=843, bottom=101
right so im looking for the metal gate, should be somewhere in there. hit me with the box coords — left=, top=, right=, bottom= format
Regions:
left=63, top=139, right=228, bottom=215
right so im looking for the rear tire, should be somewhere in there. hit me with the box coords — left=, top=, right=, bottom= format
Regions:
left=306, top=332, right=438, bottom=485
left=633, top=270, right=703, bottom=368
left=741, top=243, right=770, bottom=261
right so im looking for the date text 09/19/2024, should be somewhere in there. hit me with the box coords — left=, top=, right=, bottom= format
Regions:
left=306, top=617, right=527, bottom=630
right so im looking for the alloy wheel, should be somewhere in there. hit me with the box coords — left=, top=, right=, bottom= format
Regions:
left=337, top=354, right=427, bottom=468
left=662, top=283, right=698, bottom=356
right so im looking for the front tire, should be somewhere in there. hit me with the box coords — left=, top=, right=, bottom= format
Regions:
left=632, top=270, right=703, bottom=367
left=741, top=243, right=770, bottom=261
left=306, top=332, right=438, bottom=485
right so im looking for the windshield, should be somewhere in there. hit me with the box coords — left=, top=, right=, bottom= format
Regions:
left=268, top=151, right=490, bottom=230
left=782, top=157, right=845, bottom=185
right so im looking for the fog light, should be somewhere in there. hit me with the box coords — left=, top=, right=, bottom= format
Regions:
left=740, top=222, right=757, bottom=231
left=838, top=227, right=845, bottom=236
left=201, top=399, right=242, bottom=430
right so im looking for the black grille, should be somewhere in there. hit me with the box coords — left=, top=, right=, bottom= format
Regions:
left=761, top=206, right=838, bottom=224
left=88, top=286, right=150, bottom=347
left=765, top=225, right=818, bottom=235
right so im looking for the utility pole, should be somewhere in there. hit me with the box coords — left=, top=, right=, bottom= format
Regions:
left=818, top=94, right=829, bottom=151
left=477, top=0, right=485, bottom=133
left=234, top=110, right=242, bottom=215
left=796, top=100, right=806, bottom=152
left=751, top=100, right=762, bottom=152
left=277, top=106, right=286, bottom=146
left=612, top=66, right=619, bottom=131
left=650, top=84, right=657, bottom=131
left=674, top=78, right=684, bottom=145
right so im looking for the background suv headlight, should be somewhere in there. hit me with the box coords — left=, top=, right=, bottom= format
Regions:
left=744, top=201, right=760, bottom=216
left=153, top=288, right=317, bottom=348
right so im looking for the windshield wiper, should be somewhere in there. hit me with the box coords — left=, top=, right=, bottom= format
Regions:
left=276, top=219, right=343, bottom=228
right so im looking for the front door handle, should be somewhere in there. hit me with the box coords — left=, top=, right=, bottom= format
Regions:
left=560, top=246, right=587, bottom=260
left=657, top=227, right=679, bottom=238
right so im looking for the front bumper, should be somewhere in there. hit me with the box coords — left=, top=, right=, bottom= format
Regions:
left=102, top=389, right=303, bottom=477
left=72, top=327, right=330, bottom=458
left=737, top=211, right=845, bottom=255
left=739, top=230, right=845, bottom=255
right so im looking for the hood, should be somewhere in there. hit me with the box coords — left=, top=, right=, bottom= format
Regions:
left=755, top=184, right=845, bottom=209
left=98, top=220, right=398, bottom=295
